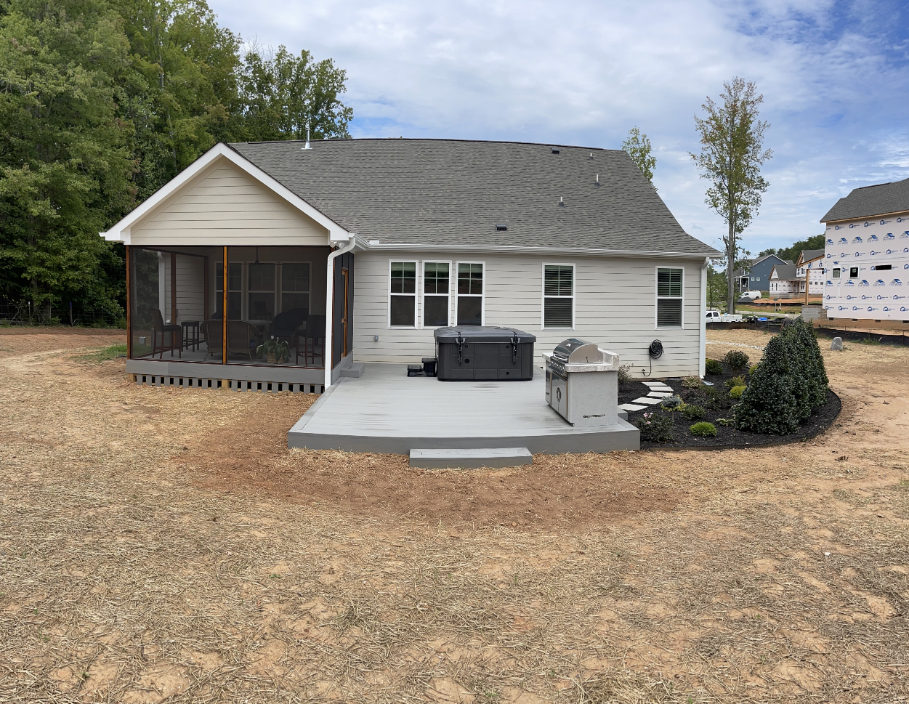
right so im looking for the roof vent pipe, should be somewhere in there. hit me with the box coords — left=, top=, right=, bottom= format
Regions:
left=559, top=197, right=565, bottom=207
left=302, top=121, right=312, bottom=150
left=595, top=174, right=599, bottom=186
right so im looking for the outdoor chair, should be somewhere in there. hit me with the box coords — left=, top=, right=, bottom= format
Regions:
left=296, top=314, right=325, bottom=366
left=202, top=320, right=260, bottom=360
left=270, top=307, right=309, bottom=343
left=150, top=309, right=181, bottom=358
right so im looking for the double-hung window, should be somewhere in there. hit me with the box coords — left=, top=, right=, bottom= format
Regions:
left=281, top=263, right=310, bottom=314
left=656, top=267, right=683, bottom=328
left=456, top=263, right=483, bottom=325
left=248, top=263, right=276, bottom=321
left=422, top=262, right=450, bottom=327
left=543, top=264, right=574, bottom=328
left=389, top=261, right=417, bottom=327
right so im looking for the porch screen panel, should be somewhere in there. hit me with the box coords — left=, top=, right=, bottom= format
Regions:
left=248, top=263, right=276, bottom=321
left=215, top=262, right=242, bottom=320
left=129, top=248, right=161, bottom=358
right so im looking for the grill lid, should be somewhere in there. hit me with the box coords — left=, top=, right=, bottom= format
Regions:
left=552, top=338, right=607, bottom=364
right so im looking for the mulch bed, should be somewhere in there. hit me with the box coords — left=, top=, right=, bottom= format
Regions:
left=620, top=363, right=842, bottom=451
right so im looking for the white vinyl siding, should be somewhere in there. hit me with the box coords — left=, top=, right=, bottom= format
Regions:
left=353, top=251, right=704, bottom=377
left=131, top=161, right=330, bottom=246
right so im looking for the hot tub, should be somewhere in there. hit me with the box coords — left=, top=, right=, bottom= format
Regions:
left=433, top=326, right=536, bottom=381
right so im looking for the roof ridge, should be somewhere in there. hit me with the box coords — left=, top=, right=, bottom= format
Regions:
left=229, top=137, right=618, bottom=152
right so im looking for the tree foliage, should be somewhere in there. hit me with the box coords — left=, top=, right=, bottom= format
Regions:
left=0, top=0, right=352, bottom=316
left=622, top=126, right=656, bottom=188
left=759, top=234, right=825, bottom=263
left=690, top=77, right=772, bottom=314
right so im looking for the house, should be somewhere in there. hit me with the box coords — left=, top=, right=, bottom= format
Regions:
left=820, top=177, right=909, bottom=321
left=768, top=249, right=826, bottom=298
left=738, top=253, right=790, bottom=292
left=101, top=139, right=720, bottom=391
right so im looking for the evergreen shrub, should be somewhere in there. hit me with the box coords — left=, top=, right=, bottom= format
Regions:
left=724, top=350, right=750, bottom=370
left=705, top=359, right=723, bottom=375
left=725, top=375, right=746, bottom=388
left=690, top=422, right=717, bottom=437
left=729, top=385, right=746, bottom=399
left=681, top=404, right=706, bottom=420
left=682, top=375, right=702, bottom=389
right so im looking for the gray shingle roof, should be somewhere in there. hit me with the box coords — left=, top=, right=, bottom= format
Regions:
left=228, top=139, right=718, bottom=255
left=800, top=249, right=824, bottom=263
left=821, top=177, right=909, bottom=223
left=772, top=264, right=798, bottom=280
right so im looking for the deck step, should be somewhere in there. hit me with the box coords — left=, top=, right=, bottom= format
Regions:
left=339, top=362, right=366, bottom=378
left=409, top=447, right=533, bottom=469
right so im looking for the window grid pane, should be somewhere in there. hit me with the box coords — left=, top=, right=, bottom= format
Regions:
left=391, top=262, right=417, bottom=294
left=657, top=268, right=682, bottom=297
left=458, top=263, right=483, bottom=295
left=544, top=265, right=573, bottom=296
left=424, top=262, right=449, bottom=295
left=282, top=263, right=310, bottom=292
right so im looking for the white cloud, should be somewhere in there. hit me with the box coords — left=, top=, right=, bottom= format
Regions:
left=212, top=0, right=909, bottom=253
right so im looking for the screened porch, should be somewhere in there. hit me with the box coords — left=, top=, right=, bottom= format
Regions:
left=128, top=246, right=330, bottom=369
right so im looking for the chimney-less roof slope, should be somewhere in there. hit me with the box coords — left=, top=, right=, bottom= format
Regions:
left=821, top=177, right=909, bottom=223
left=228, top=139, right=717, bottom=255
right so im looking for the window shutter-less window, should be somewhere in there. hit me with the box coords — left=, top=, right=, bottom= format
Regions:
left=390, top=262, right=416, bottom=327
left=543, top=265, right=574, bottom=327
left=656, top=268, right=683, bottom=327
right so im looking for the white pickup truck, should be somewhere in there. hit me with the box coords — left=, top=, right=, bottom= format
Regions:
left=706, top=309, right=743, bottom=323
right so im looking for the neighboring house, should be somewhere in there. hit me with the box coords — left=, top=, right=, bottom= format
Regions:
left=732, top=268, right=749, bottom=293
left=739, top=253, right=790, bottom=292
left=101, top=139, right=720, bottom=390
left=769, top=249, right=826, bottom=297
left=820, top=177, right=909, bottom=322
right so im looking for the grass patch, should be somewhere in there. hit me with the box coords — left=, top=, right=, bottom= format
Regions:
left=74, top=344, right=128, bottom=363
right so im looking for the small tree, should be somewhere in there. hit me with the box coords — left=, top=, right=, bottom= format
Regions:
left=734, top=334, right=799, bottom=435
left=622, top=127, right=656, bottom=189
left=783, top=319, right=828, bottom=411
left=690, top=78, right=772, bottom=314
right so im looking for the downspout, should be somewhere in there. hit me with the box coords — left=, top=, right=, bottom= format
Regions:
left=324, top=239, right=357, bottom=390
left=700, top=257, right=708, bottom=378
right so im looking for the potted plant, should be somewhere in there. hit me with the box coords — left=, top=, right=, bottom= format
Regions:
left=257, top=339, right=290, bottom=364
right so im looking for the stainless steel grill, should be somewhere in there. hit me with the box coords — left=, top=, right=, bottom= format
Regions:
left=544, top=338, right=620, bottom=427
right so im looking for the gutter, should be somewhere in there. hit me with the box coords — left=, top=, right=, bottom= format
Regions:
left=324, top=237, right=358, bottom=390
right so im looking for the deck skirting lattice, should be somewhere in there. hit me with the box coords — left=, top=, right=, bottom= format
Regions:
left=133, top=374, right=323, bottom=394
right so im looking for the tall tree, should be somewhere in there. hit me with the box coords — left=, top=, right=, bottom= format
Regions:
left=0, top=0, right=135, bottom=310
left=690, top=77, right=772, bottom=313
left=112, top=0, right=242, bottom=199
left=622, top=126, right=656, bottom=189
left=234, top=44, right=353, bottom=142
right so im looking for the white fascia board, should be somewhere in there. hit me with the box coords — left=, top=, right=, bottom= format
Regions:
left=358, top=241, right=721, bottom=259
left=99, top=143, right=350, bottom=244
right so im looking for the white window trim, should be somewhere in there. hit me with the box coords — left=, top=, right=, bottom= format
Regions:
left=420, top=259, right=452, bottom=329
left=541, top=262, right=576, bottom=329
left=655, top=265, right=684, bottom=330
left=388, top=259, right=419, bottom=329
left=455, top=260, right=485, bottom=327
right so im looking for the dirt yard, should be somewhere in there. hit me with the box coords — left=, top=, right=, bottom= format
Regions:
left=0, top=327, right=907, bottom=703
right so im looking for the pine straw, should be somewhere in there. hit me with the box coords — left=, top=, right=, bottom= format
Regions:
left=0, top=333, right=907, bottom=703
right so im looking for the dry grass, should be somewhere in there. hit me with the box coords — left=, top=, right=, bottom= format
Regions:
left=0, top=329, right=907, bottom=703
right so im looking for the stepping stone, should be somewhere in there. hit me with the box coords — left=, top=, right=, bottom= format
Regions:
left=647, top=391, right=673, bottom=398
left=631, top=397, right=662, bottom=405
left=642, top=382, right=667, bottom=387
left=619, top=403, right=647, bottom=412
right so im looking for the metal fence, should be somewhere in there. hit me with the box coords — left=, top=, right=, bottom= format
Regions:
left=0, top=300, right=125, bottom=328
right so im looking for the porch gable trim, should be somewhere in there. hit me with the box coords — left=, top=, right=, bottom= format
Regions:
left=100, top=143, right=351, bottom=245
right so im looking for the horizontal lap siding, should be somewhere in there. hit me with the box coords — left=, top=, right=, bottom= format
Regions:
left=132, top=161, right=330, bottom=247
left=353, top=251, right=705, bottom=377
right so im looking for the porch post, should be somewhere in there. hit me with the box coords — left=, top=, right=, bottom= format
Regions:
left=222, top=247, right=228, bottom=366
left=125, top=245, right=131, bottom=360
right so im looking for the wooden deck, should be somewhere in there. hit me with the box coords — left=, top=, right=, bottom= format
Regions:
left=287, top=364, right=639, bottom=455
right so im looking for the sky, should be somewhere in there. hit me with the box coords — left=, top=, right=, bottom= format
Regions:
left=209, top=0, right=909, bottom=256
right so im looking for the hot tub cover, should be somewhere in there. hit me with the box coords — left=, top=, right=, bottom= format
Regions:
left=433, top=326, right=536, bottom=343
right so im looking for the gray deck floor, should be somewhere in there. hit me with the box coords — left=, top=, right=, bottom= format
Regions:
left=288, top=364, right=639, bottom=454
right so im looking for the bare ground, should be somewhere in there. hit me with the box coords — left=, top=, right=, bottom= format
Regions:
left=0, top=328, right=907, bottom=703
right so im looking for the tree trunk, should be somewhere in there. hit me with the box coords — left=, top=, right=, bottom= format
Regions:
left=726, top=221, right=735, bottom=315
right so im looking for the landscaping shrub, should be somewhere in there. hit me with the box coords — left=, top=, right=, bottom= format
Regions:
left=680, top=403, right=705, bottom=420
left=682, top=375, right=702, bottom=389
left=716, top=417, right=734, bottom=427
left=734, top=334, right=800, bottom=434
left=724, top=349, right=750, bottom=370
left=660, top=395, right=682, bottom=410
left=729, top=385, right=746, bottom=399
left=698, top=385, right=733, bottom=411
left=617, top=364, right=631, bottom=385
left=705, top=359, right=723, bottom=375
left=635, top=412, right=673, bottom=443
left=690, top=422, right=717, bottom=437
left=783, top=318, right=829, bottom=410
left=725, top=375, right=746, bottom=388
